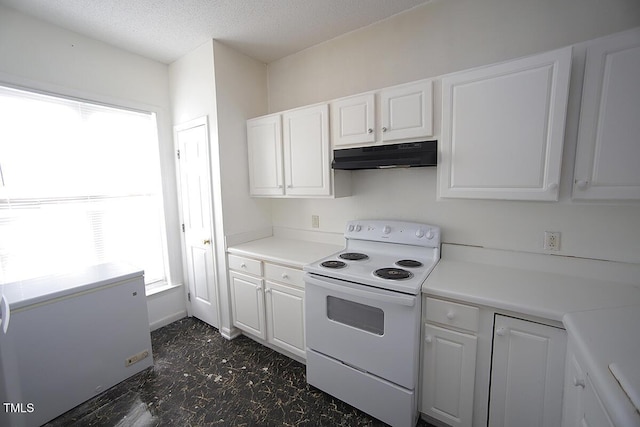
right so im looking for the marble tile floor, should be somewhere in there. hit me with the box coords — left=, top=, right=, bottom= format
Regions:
left=46, top=317, right=436, bottom=427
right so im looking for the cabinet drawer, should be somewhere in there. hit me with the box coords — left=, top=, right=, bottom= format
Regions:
left=425, top=297, right=479, bottom=333
left=228, top=254, right=262, bottom=276
left=264, top=263, right=304, bottom=288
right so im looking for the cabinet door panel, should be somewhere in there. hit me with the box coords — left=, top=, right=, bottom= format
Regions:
left=439, top=47, right=572, bottom=200
left=282, top=104, right=331, bottom=196
left=573, top=28, right=640, bottom=200
left=331, top=94, right=375, bottom=147
left=381, top=81, right=433, bottom=141
left=422, top=323, right=476, bottom=427
left=266, top=281, right=305, bottom=359
left=581, top=375, right=614, bottom=427
left=229, top=272, right=266, bottom=339
left=247, top=115, right=284, bottom=196
left=489, top=315, right=566, bottom=427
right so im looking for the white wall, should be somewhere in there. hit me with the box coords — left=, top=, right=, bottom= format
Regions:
left=0, top=5, right=186, bottom=327
left=212, top=41, right=271, bottom=238
left=265, top=0, right=640, bottom=264
left=169, top=40, right=270, bottom=336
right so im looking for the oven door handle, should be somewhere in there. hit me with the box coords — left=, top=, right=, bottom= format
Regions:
left=304, top=274, right=416, bottom=307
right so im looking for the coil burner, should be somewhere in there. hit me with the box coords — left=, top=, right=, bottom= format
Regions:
left=374, top=268, right=413, bottom=280
left=321, top=260, right=347, bottom=269
left=339, top=252, right=369, bottom=261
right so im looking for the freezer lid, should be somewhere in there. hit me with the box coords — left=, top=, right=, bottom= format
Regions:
left=0, top=262, right=143, bottom=311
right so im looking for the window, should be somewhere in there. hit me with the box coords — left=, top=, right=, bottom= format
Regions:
left=0, top=85, right=167, bottom=285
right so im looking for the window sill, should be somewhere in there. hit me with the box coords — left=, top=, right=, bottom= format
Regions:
left=145, top=281, right=183, bottom=297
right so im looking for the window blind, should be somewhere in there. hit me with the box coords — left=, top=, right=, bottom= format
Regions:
left=0, top=85, right=167, bottom=285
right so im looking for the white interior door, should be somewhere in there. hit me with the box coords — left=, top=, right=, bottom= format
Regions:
left=175, top=117, right=219, bottom=328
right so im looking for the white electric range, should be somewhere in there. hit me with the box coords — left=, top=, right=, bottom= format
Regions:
left=304, top=219, right=441, bottom=427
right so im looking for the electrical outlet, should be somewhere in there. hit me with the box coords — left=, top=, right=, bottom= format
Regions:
left=125, top=349, right=150, bottom=367
left=544, top=231, right=561, bottom=251
left=312, top=215, right=320, bottom=228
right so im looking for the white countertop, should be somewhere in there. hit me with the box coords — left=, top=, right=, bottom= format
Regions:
left=423, top=244, right=640, bottom=426
left=1, top=262, right=143, bottom=310
left=227, top=236, right=342, bottom=268
left=423, top=259, right=640, bottom=322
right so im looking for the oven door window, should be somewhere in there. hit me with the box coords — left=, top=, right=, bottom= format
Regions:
left=326, top=296, right=384, bottom=335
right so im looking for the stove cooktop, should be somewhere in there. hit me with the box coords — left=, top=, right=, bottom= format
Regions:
left=304, top=220, right=441, bottom=295
left=305, top=248, right=438, bottom=295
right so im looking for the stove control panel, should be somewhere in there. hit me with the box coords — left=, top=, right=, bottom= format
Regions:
left=345, top=220, right=440, bottom=247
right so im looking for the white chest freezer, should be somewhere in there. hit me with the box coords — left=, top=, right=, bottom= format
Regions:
left=0, top=263, right=154, bottom=427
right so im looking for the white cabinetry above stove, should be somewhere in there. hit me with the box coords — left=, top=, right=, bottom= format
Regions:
left=330, top=80, right=433, bottom=149
left=246, top=104, right=351, bottom=198
left=572, top=28, right=640, bottom=200
left=438, top=47, right=572, bottom=201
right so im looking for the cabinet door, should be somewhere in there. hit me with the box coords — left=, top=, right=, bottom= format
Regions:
left=265, top=281, right=305, bottom=359
left=331, top=93, right=375, bottom=147
left=439, top=47, right=572, bottom=201
left=247, top=114, right=284, bottom=196
left=282, top=104, right=331, bottom=196
left=229, top=271, right=266, bottom=339
left=573, top=28, right=640, bottom=200
left=562, top=351, right=586, bottom=427
left=489, top=315, right=567, bottom=427
left=421, top=323, right=477, bottom=427
left=581, top=375, right=615, bottom=427
left=381, top=80, right=433, bottom=141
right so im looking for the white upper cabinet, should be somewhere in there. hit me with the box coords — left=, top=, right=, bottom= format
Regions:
left=381, top=80, right=433, bottom=141
left=572, top=28, right=640, bottom=200
left=282, top=104, right=331, bottom=196
left=247, top=114, right=284, bottom=196
left=247, top=104, right=350, bottom=198
left=331, top=93, right=375, bottom=147
left=330, top=80, right=433, bottom=149
left=439, top=47, right=572, bottom=201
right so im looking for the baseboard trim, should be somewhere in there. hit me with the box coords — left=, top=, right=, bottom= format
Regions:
left=149, top=311, right=187, bottom=331
left=220, top=326, right=242, bottom=340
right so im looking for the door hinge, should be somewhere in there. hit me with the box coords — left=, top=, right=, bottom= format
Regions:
left=176, top=149, right=181, bottom=159
left=187, top=292, right=191, bottom=302
left=181, top=223, right=185, bottom=232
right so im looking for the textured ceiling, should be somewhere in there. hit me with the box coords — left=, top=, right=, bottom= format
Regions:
left=0, top=0, right=432, bottom=64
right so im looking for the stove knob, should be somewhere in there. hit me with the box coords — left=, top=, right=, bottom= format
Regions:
left=425, top=228, right=435, bottom=240
left=415, top=229, right=425, bottom=238
left=355, top=224, right=362, bottom=232
left=382, top=226, right=391, bottom=234
left=348, top=225, right=354, bottom=232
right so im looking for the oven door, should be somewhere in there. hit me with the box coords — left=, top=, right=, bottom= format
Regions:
left=304, top=272, right=421, bottom=389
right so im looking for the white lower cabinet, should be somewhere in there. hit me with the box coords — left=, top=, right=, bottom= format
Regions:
left=488, top=315, right=567, bottom=427
left=229, top=271, right=266, bottom=339
left=265, top=281, right=305, bottom=359
left=421, top=297, right=478, bottom=427
left=228, top=254, right=306, bottom=359
left=562, top=340, right=614, bottom=427
left=422, top=323, right=477, bottom=427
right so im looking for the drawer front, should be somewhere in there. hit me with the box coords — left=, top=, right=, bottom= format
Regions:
left=228, top=254, right=262, bottom=276
left=425, top=297, right=479, bottom=333
left=264, top=263, right=304, bottom=288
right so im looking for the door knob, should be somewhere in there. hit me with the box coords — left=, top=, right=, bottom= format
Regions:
left=203, top=239, right=211, bottom=245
